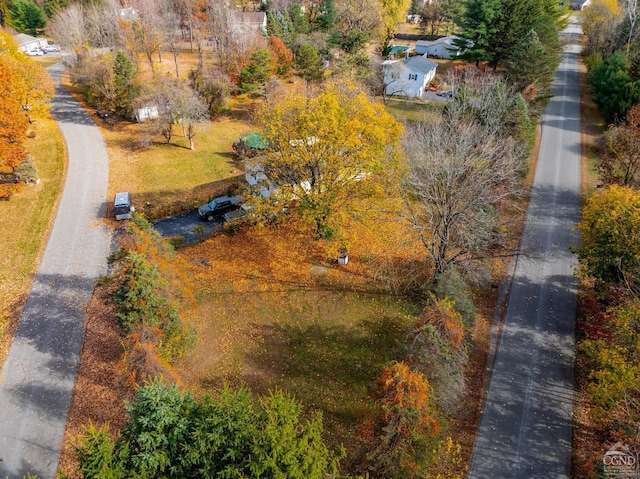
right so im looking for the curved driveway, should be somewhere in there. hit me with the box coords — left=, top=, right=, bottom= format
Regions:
left=468, top=20, right=582, bottom=478
left=0, top=63, right=110, bottom=478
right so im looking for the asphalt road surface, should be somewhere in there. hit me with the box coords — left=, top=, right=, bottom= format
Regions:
left=153, top=210, right=225, bottom=243
left=467, top=20, right=582, bottom=478
left=0, top=63, right=110, bottom=478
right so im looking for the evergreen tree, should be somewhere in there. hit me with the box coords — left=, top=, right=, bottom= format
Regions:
left=113, top=50, right=138, bottom=118
left=289, top=3, right=310, bottom=35
left=295, top=43, right=324, bottom=82
left=452, top=0, right=502, bottom=66
left=76, top=382, right=344, bottom=478
left=8, top=0, right=46, bottom=35
left=486, top=0, right=538, bottom=69
left=504, top=29, right=556, bottom=93
left=316, top=0, right=337, bottom=30
left=589, top=51, right=640, bottom=123
left=239, top=49, right=276, bottom=94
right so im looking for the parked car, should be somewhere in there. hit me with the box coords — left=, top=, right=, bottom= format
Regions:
left=27, top=49, right=43, bottom=56
left=437, top=89, right=455, bottom=98
left=114, top=192, right=135, bottom=220
left=198, top=195, right=243, bottom=221
left=42, top=44, right=60, bottom=53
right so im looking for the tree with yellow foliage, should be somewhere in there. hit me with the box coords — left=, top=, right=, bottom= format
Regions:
left=0, top=31, right=54, bottom=198
left=254, top=80, right=403, bottom=239
left=0, top=57, right=29, bottom=199
left=576, top=185, right=640, bottom=286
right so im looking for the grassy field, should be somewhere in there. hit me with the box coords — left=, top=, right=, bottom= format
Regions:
left=102, top=118, right=254, bottom=219
left=175, top=216, right=424, bottom=464
left=384, top=97, right=443, bottom=122
left=0, top=117, right=66, bottom=363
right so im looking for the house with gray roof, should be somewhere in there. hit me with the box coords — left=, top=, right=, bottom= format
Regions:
left=415, top=35, right=462, bottom=59
left=382, top=55, right=438, bottom=98
left=12, top=33, right=48, bottom=53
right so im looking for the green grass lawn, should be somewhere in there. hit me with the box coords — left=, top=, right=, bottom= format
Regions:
left=384, top=97, right=443, bottom=123
left=180, top=280, right=418, bottom=454
left=103, top=117, right=254, bottom=219
left=0, top=117, right=66, bottom=361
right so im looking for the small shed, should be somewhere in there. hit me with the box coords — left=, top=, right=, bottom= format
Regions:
left=135, top=106, right=159, bottom=122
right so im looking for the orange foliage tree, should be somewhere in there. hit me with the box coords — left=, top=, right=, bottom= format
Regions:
left=269, top=35, right=293, bottom=77
left=406, top=296, right=468, bottom=414
left=359, top=362, right=442, bottom=478
left=0, top=56, right=29, bottom=199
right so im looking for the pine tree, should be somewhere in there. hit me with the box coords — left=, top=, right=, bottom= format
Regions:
left=452, top=0, right=502, bottom=66
left=295, top=43, right=323, bottom=82
left=504, top=29, right=556, bottom=92
left=113, top=50, right=138, bottom=118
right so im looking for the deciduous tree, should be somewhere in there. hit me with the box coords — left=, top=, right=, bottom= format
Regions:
left=401, top=108, right=525, bottom=279
left=0, top=56, right=29, bottom=198
left=360, top=362, right=442, bottom=478
left=596, top=104, right=640, bottom=188
left=576, top=185, right=640, bottom=285
left=254, top=80, right=403, bottom=238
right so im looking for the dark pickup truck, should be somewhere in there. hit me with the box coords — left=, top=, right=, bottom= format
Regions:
left=197, top=195, right=243, bottom=221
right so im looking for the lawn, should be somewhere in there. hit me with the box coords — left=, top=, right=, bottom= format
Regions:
left=0, top=117, right=66, bottom=364
left=102, top=117, right=254, bottom=219
left=384, top=97, right=443, bottom=123
left=175, top=217, right=424, bottom=462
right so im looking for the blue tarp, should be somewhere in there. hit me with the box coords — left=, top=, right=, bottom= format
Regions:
left=389, top=45, right=410, bottom=55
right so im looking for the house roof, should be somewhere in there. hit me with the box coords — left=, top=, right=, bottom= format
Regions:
left=404, top=55, right=438, bottom=74
left=232, top=12, right=267, bottom=25
left=415, top=35, right=459, bottom=48
left=12, top=33, right=39, bottom=46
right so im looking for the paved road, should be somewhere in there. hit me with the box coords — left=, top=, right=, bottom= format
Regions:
left=467, top=20, right=582, bottom=478
left=0, top=63, right=110, bottom=478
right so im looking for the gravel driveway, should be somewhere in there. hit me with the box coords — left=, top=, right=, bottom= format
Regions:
left=0, top=63, right=110, bottom=479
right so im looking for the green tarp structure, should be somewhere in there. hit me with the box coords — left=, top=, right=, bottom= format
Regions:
left=241, top=133, right=268, bottom=150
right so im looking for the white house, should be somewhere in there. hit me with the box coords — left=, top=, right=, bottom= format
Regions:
left=12, top=33, right=48, bottom=53
left=383, top=55, right=438, bottom=98
left=231, top=12, right=267, bottom=35
left=415, top=36, right=462, bottom=59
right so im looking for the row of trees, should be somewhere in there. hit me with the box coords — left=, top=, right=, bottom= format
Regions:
left=576, top=10, right=640, bottom=470
left=0, top=30, right=53, bottom=199
left=575, top=184, right=640, bottom=474
left=452, top=0, right=564, bottom=102
left=77, top=382, right=344, bottom=479
left=584, top=0, right=640, bottom=123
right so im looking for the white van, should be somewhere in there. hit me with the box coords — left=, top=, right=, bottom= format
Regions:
left=114, top=192, right=135, bottom=220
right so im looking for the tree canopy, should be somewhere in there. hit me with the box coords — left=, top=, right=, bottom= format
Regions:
left=254, top=80, right=403, bottom=239
left=576, top=185, right=640, bottom=286
left=77, top=382, right=344, bottom=479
